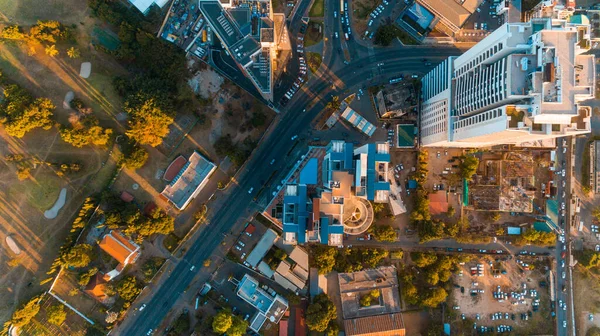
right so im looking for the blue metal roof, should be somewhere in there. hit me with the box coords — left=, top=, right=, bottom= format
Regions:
left=282, top=185, right=309, bottom=244
left=300, top=158, right=319, bottom=185
left=364, top=144, right=390, bottom=201
left=408, top=180, right=418, bottom=189
left=319, top=216, right=344, bottom=244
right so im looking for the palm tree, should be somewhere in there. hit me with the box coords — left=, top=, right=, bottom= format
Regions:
left=44, top=44, right=59, bottom=57
left=67, top=46, right=80, bottom=59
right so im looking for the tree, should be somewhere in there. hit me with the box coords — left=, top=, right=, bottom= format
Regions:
left=370, top=225, right=396, bottom=242
left=46, top=304, right=67, bottom=326
left=9, top=296, right=41, bottom=327
left=313, top=246, right=338, bottom=274
left=125, top=96, right=174, bottom=147
left=171, top=312, right=190, bottom=334
left=325, top=96, right=341, bottom=111
left=212, top=310, right=232, bottom=334
left=67, top=47, right=80, bottom=59
left=374, top=24, right=399, bottom=46
left=127, top=208, right=174, bottom=237
left=420, top=287, right=447, bottom=308
left=60, top=115, right=112, bottom=147
left=458, top=155, right=479, bottom=181
left=227, top=315, right=248, bottom=336
left=117, top=276, right=141, bottom=302
left=105, top=311, right=118, bottom=324
left=61, top=244, right=93, bottom=268
left=78, top=267, right=98, bottom=286
left=360, top=294, right=372, bottom=307
left=142, top=257, right=165, bottom=281
left=489, top=212, right=501, bottom=222
left=121, top=145, right=148, bottom=169
left=592, top=207, right=600, bottom=221
left=447, top=205, right=456, bottom=217
left=326, top=320, right=339, bottom=336
left=306, top=294, right=337, bottom=332
left=587, top=326, right=600, bottom=336
left=45, top=44, right=59, bottom=57
left=0, top=25, right=25, bottom=40
left=517, top=228, right=556, bottom=246
left=0, top=85, right=54, bottom=138
left=411, top=252, right=438, bottom=268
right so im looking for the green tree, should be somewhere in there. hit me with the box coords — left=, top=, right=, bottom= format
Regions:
left=61, top=244, right=93, bottom=268
left=0, top=25, right=25, bottom=40
left=411, top=252, right=438, bottom=268
left=587, top=326, right=600, bottom=336
left=489, top=212, right=501, bottom=222
left=517, top=228, right=556, bottom=246
left=45, top=44, right=59, bottom=57
left=8, top=296, right=41, bottom=327
left=425, top=269, right=439, bottom=285
left=227, top=315, right=248, bottom=336
left=459, top=155, right=479, bottom=181
left=360, top=294, right=372, bottom=307
left=326, top=320, right=339, bottom=336
left=374, top=24, right=399, bottom=46
left=46, top=304, right=67, bottom=326
left=78, top=267, right=98, bottom=286
left=576, top=250, right=600, bottom=269
left=67, top=47, right=80, bottom=59
left=171, top=312, right=190, bottom=334
left=370, top=225, right=396, bottom=242
left=447, top=205, right=456, bottom=217
left=592, top=207, right=600, bottom=221
left=117, top=276, right=141, bottom=302
left=325, top=96, right=341, bottom=111
left=420, top=287, right=447, bottom=308
left=125, top=95, right=174, bottom=147
left=313, top=246, right=338, bottom=274
left=142, top=257, right=165, bottom=281
left=306, top=294, right=337, bottom=332
left=60, top=115, right=112, bottom=147
left=212, top=310, right=232, bottom=334
left=0, top=85, right=54, bottom=138
left=127, top=208, right=174, bottom=237
left=121, top=145, right=148, bottom=170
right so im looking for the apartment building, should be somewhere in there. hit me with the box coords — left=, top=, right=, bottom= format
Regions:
left=420, top=13, right=595, bottom=147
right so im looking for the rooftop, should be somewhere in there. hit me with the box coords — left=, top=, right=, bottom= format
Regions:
left=417, top=0, right=472, bottom=30
left=247, top=229, right=278, bottom=267
left=344, top=313, right=406, bottom=336
left=338, top=266, right=401, bottom=319
left=236, top=274, right=289, bottom=332
left=160, top=151, right=217, bottom=210
left=98, top=231, right=140, bottom=266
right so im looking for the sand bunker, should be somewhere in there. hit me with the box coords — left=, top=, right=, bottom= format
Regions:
left=44, top=188, right=67, bottom=219
left=63, top=91, right=74, bottom=109
left=80, top=62, right=92, bottom=78
left=5, top=236, right=21, bottom=255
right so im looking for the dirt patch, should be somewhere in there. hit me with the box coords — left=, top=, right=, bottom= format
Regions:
left=0, top=0, right=90, bottom=25
left=574, top=266, right=600, bottom=334
left=188, top=67, right=225, bottom=99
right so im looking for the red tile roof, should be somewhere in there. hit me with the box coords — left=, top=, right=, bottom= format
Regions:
left=99, top=231, right=139, bottom=265
left=163, top=155, right=187, bottom=181
left=344, top=313, right=406, bottom=336
left=245, top=224, right=256, bottom=234
left=84, top=273, right=108, bottom=300
left=120, top=191, right=134, bottom=203
left=429, top=191, right=449, bottom=215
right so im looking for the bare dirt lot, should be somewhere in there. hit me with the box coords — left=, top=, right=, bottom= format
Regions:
left=450, top=255, right=553, bottom=334
left=573, top=265, right=600, bottom=335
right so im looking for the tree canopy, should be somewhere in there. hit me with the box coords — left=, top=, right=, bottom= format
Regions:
left=212, top=310, right=232, bottom=334
left=46, top=304, right=67, bottom=326
left=312, top=246, right=338, bottom=274
left=8, top=296, right=41, bottom=327
left=124, top=95, right=173, bottom=147
left=306, top=294, right=337, bottom=332
left=60, top=115, right=112, bottom=147
left=370, top=225, right=396, bottom=242
left=227, top=315, right=249, bottom=336
left=61, top=244, right=93, bottom=268
left=458, top=155, right=479, bottom=181
left=0, top=84, right=54, bottom=138
left=117, top=276, right=141, bottom=302
left=411, top=252, right=438, bottom=268
left=127, top=208, right=175, bottom=238
left=121, top=143, right=148, bottom=169
left=517, top=228, right=556, bottom=246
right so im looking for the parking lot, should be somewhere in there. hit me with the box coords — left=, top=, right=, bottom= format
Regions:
left=451, top=255, right=554, bottom=334
left=228, top=220, right=271, bottom=264
left=456, top=0, right=509, bottom=43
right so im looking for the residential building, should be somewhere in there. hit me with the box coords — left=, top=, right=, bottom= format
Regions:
left=338, top=266, right=405, bottom=336
left=593, top=140, right=600, bottom=193
left=98, top=231, right=141, bottom=280
left=281, top=141, right=388, bottom=246
left=84, top=273, right=110, bottom=303
left=414, top=0, right=476, bottom=36
left=198, top=0, right=289, bottom=102
left=236, top=274, right=289, bottom=332
left=160, top=151, right=217, bottom=210
left=420, top=14, right=595, bottom=147
left=246, top=229, right=278, bottom=268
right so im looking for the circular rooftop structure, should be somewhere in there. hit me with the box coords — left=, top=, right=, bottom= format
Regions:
left=342, top=197, right=374, bottom=235
left=569, top=14, right=590, bottom=25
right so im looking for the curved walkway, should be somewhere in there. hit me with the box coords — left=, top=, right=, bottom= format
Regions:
left=343, top=197, right=374, bottom=235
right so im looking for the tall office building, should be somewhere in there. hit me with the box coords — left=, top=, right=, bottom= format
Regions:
left=420, top=14, right=595, bottom=147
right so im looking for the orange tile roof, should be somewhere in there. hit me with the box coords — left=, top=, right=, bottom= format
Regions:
left=99, top=231, right=138, bottom=265
left=344, top=313, right=406, bottom=336
left=84, top=273, right=108, bottom=299
left=429, top=190, right=449, bottom=215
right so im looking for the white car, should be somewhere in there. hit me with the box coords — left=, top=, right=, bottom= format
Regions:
left=334, top=32, right=339, bottom=38
left=139, top=304, right=147, bottom=311
left=248, top=187, right=254, bottom=194
left=190, top=265, right=196, bottom=271
left=334, top=11, right=337, bottom=18
left=562, top=271, right=566, bottom=279
left=291, top=135, right=299, bottom=140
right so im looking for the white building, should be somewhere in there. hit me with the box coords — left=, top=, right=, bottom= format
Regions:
left=420, top=15, right=595, bottom=148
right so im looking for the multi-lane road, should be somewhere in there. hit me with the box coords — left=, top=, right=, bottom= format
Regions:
left=118, top=6, right=463, bottom=336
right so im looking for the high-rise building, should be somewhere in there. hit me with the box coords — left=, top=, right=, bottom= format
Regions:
left=420, top=14, right=595, bottom=147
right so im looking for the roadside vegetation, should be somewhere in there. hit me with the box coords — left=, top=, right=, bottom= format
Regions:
left=311, top=245, right=389, bottom=274
left=306, top=51, right=322, bottom=74
left=400, top=253, right=471, bottom=308
left=304, top=21, right=323, bottom=47
left=306, top=294, right=338, bottom=335
left=308, top=0, right=325, bottom=17
left=374, top=22, right=417, bottom=46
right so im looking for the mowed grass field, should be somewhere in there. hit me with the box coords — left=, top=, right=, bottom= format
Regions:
left=0, top=0, right=89, bottom=25
left=0, top=0, right=129, bottom=324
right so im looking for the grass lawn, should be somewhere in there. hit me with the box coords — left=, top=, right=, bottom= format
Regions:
left=0, top=0, right=90, bottom=25
left=353, top=0, right=380, bottom=20
left=163, top=233, right=182, bottom=253
left=308, top=0, right=324, bottom=17
left=304, top=21, right=324, bottom=47
left=10, top=173, right=62, bottom=211
left=306, top=52, right=322, bottom=73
